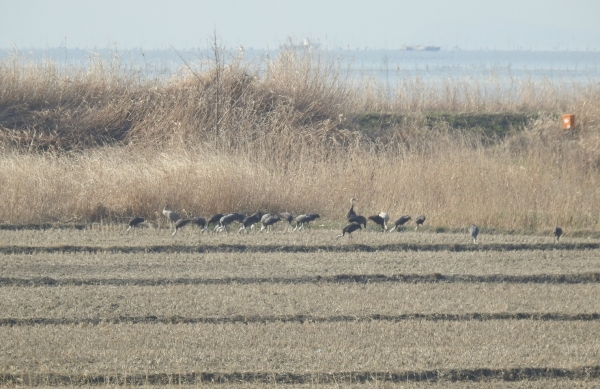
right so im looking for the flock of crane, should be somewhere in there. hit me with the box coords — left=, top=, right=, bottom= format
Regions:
left=126, top=206, right=321, bottom=235
left=337, top=198, right=425, bottom=239
left=126, top=198, right=564, bottom=243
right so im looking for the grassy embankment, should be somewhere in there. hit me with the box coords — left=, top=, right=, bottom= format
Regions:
left=1, top=48, right=600, bottom=231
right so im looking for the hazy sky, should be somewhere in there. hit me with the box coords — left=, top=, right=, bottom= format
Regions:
left=2, top=0, right=599, bottom=51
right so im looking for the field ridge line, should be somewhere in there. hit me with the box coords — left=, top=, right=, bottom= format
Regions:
left=1, top=366, right=600, bottom=385
left=1, top=273, right=600, bottom=287
left=1, top=242, right=599, bottom=254
left=2, top=312, right=600, bottom=326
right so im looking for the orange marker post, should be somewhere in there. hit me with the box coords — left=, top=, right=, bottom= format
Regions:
left=562, top=114, right=575, bottom=130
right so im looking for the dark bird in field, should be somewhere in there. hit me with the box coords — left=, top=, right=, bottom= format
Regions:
left=294, top=214, right=310, bottom=230
left=169, top=216, right=206, bottom=234
left=554, top=226, right=563, bottom=243
left=279, top=212, right=294, bottom=231
left=261, top=214, right=282, bottom=232
left=306, top=213, right=320, bottom=221
left=239, top=211, right=263, bottom=233
left=126, top=216, right=145, bottom=232
left=389, top=215, right=412, bottom=232
left=368, top=215, right=386, bottom=231
left=346, top=199, right=367, bottom=228
left=294, top=213, right=320, bottom=230
left=415, top=215, right=426, bottom=231
left=348, top=214, right=367, bottom=228
left=346, top=198, right=357, bottom=220
left=336, top=222, right=362, bottom=239
left=259, top=213, right=273, bottom=230
left=207, top=213, right=224, bottom=230
left=469, top=224, right=479, bottom=244
left=217, top=213, right=245, bottom=233
left=172, top=218, right=193, bottom=235
left=192, top=217, right=207, bottom=231
left=279, top=212, right=294, bottom=225
left=162, top=205, right=180, bottom=223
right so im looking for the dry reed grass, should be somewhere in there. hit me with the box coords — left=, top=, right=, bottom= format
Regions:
left=0, top=140, right=599, bottom=231
left=1, top=48, right=600, bottom=231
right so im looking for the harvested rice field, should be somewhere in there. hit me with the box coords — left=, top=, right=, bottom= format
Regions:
left=1, top=226, right=600, bottom=387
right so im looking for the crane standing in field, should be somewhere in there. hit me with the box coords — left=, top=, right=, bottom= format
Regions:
left=162, top=205, right=181, bottom=224
left=346, top=198, right=366, bottom=228
left=217, top=213, right=245, bottom=233
left=126, top=216, right=145, bottom=233
left=173, top=216, right=208, bottom=235
left=348, top=214, right=367, bottom=228
left=192, top=217, right=207, bottom=230
left=261, top=214, right=282, bottom=232
left=279, top=212, right=294, bottom=231
left=207, top=213, right=225, bottom=231
left=414, top=215, right=426, bottom=231
left=469, top=224, right=479, bottom=244
left=389, top=215, right=411, bottom=232
left=294, top=213, right=320, bottom=230
left=172, top=218, right=193, bottom=235
left=554, top=226, right=563, bottom=243
left=239, top=211, right=263, bottom=233
left=346, top=198, right=357, bottom=220
left=368, top=215, right=387, bottom=231
left=336, top=222, right=362, bottom=239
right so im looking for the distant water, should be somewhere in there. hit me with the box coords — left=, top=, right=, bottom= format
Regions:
left=3, top=47, right=600, bottom=84
left=340, top=49, right=600, bottom=84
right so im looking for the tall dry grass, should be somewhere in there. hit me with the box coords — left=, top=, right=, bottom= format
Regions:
left=1, top=47, right=600, bottom=230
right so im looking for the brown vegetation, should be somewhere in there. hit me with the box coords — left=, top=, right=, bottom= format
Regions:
left=1, top=47, right=600, bottom=231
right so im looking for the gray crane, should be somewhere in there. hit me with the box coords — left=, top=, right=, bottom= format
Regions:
left=261, top=214, right=282, bottom=232
left=172, top=218, right=193, bottom=235
left=162, top=205, right=180, bottom=223
left=336, top=222, right=362, bottom=239
left=193, top=217, right=207, bottom=231
left=207, top=213, right=224, bottom=231
left=469, top=224, right=479, bottom=244
left=389, top=215, right=412, bottom=232
left=294, top=213, right=320, bottom=230
left=368, top=215, right=386, bottom=231
left=348, top=214, right=366, bottom=228
left=217, top=213, right=245, bottom=233
left=346, top=198, right=366, bottom=228
left=279, top=212, right=294, bottom=231
left=126, top=216, right=145, bottom=233
left=279, top=212, right=293, bottom=224
left=554, top=226, right=563, bottom=243
left=177, top=216, right=208, bottom=234
left=415, top=215, right=426, bottom=230
left=346, top=198, right=357, bottom=219
left=239, top=211, right=263, bottom=233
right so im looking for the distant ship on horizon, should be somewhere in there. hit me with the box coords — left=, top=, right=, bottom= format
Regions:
left=399, top=45, right=441, bottom=52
